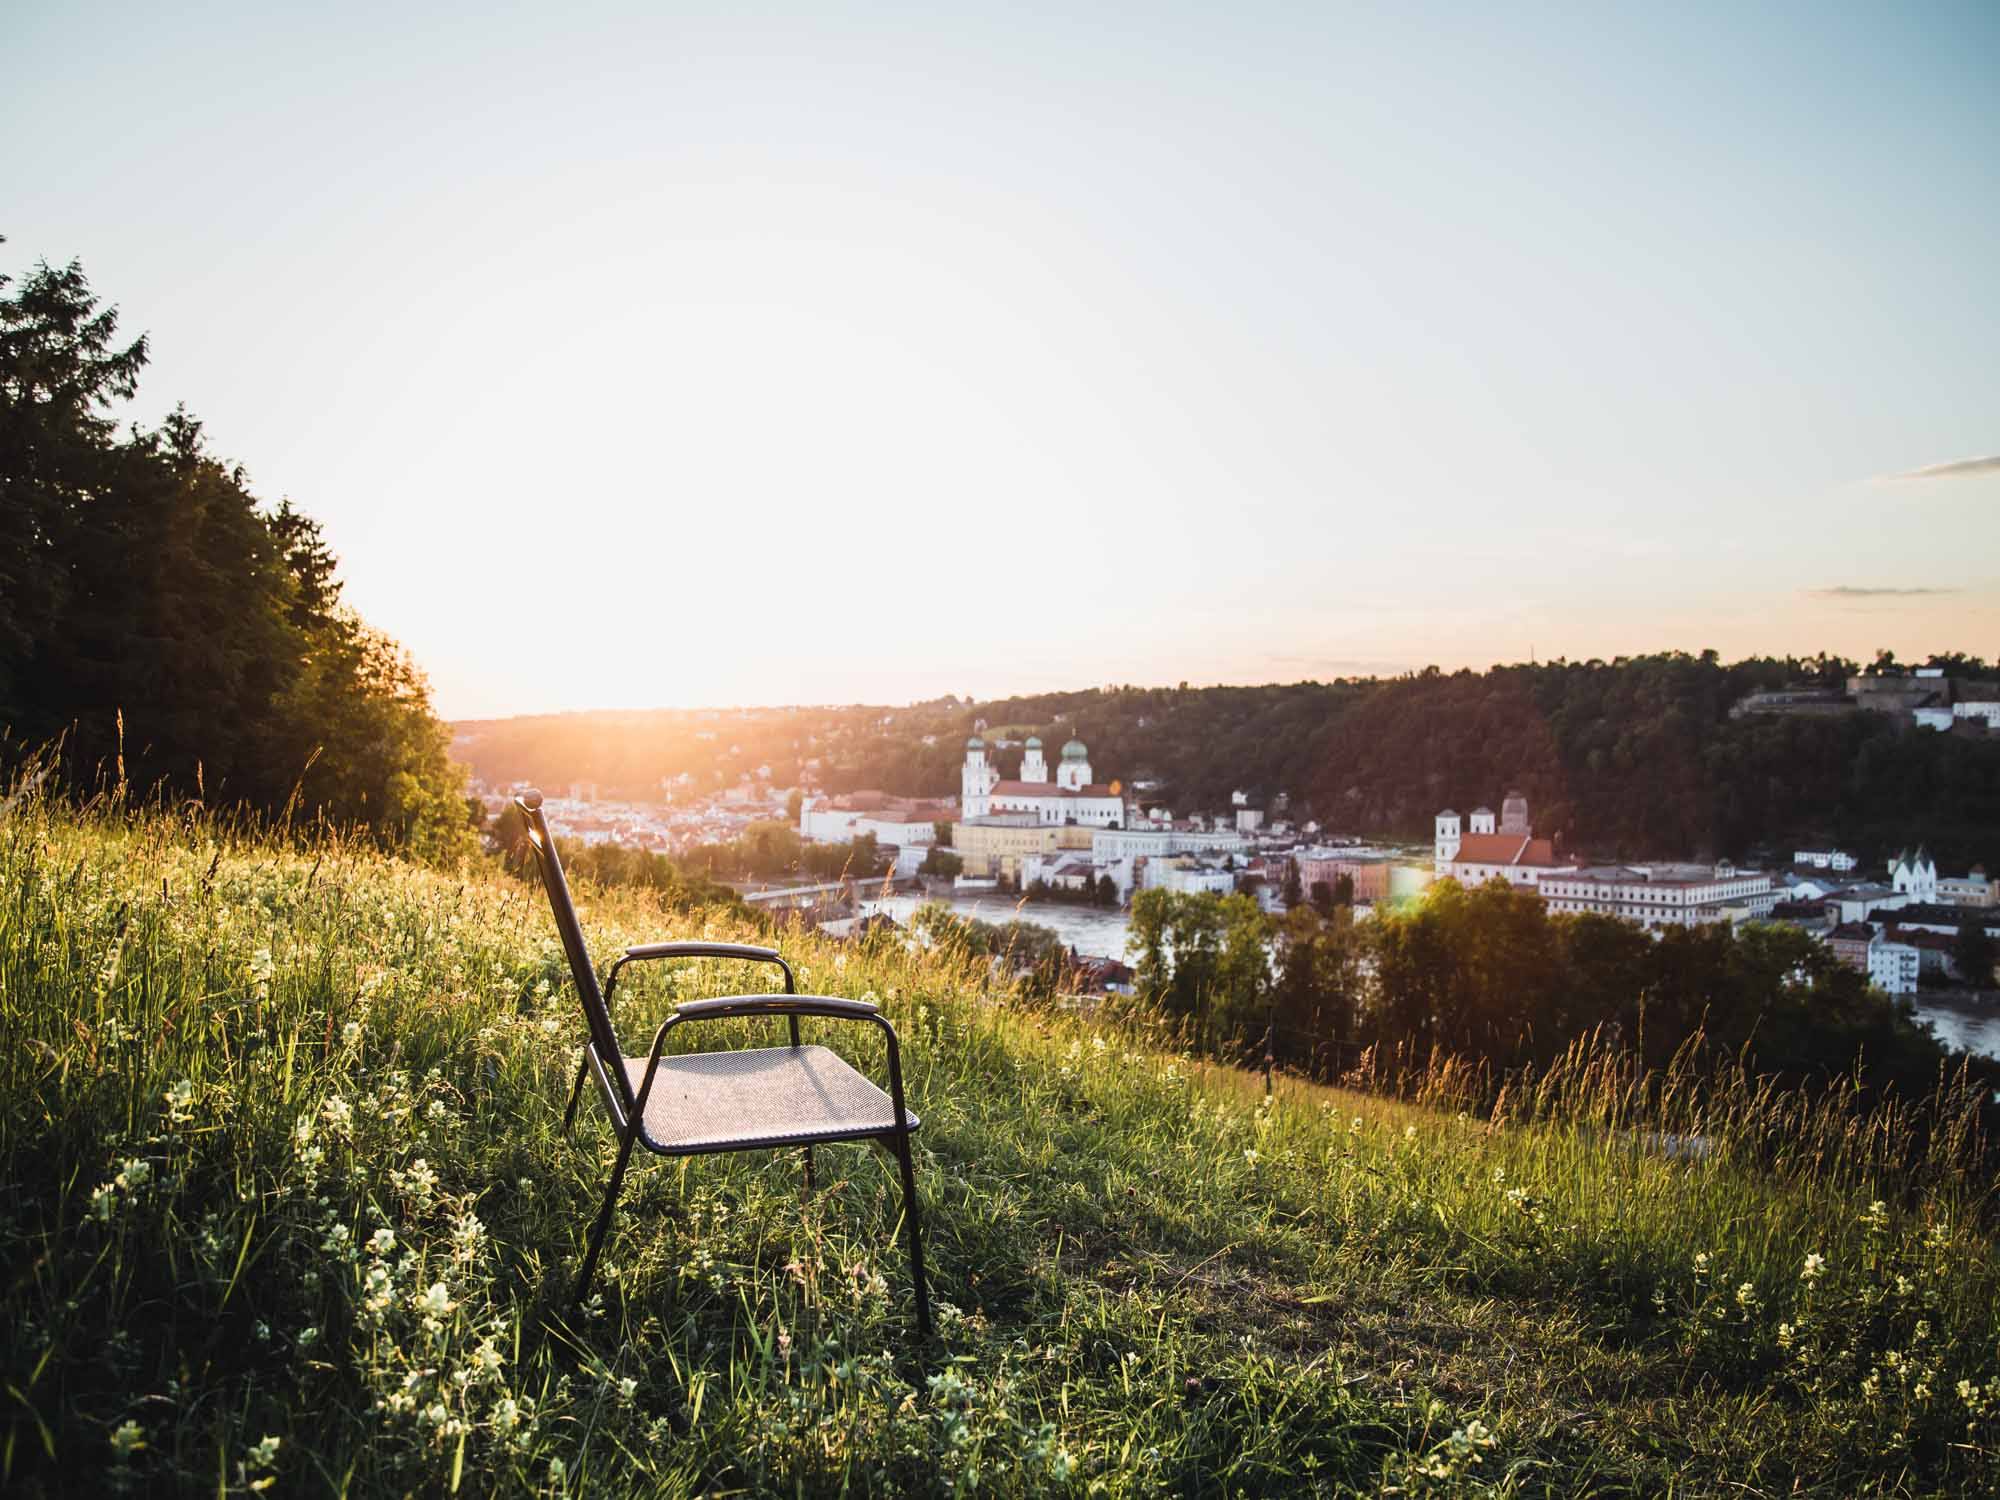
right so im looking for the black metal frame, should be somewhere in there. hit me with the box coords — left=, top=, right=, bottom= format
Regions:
left=514, top=790, right=929, bottom=1337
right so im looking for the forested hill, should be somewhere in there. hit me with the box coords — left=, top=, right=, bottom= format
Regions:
left=456, top=652, right=2000, bottom=867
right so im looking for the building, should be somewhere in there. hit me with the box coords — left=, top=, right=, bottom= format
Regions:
left=1937, top=867, right=1993, bottom=908
left=1793, top=849, right=1858, bottom=873
left=1768, top=899, right=1832, bottom=933
left=1867, top=933, right=1921, bottom=996
left=1435, top=794, right=1576, bottom=886
left=801, top=790, right=953, bottom=845
left=1884, top=925, right=1959, bottom=980
left=1539, top=866, right=1777, bottom=930
left=1020, top=849, right=1101, bottom=894
left=1889, top=848, right=1938, bottom=902
left=853, top=810, right=941, bottom=848
left=1821, top=883, right=1908, bottom=925
left=1093, top=826, right=1249, bottom=863
left=1879, top=903, right=2000, bottom=939
left=1143, top=856, right=1238, bottom=896
left=952, top=814, right=1095, bottom=880
left=961, top=736, right=1125, bottom=827
left=1828, top=921, right=1877, bottom=974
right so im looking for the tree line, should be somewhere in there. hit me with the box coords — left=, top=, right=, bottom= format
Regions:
left=1, top=245, right=474, bottom=856
left=1127, top=881, right=1998, bottom=1106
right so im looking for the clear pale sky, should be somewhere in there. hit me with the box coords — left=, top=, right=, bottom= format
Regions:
left=7, top=1, right=1997, bottom=717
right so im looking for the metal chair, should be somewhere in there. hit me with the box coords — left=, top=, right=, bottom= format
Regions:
left=513, top=790, right=930, bottom=1337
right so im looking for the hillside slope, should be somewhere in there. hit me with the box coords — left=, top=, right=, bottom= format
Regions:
left=1, top=795, right=1995, bottom=1497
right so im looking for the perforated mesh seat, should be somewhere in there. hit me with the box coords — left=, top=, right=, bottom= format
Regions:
left=618, top=1044, right=921, bottom=1153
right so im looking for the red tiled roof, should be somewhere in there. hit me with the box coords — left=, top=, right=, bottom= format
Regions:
left=1450, top=833, right=1565, bottom=868
left=991, top=781, right=1119, bottom=798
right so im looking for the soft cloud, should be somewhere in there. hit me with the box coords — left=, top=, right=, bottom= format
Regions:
left=1805, top=586, right=1960, bottom=599
left=1883, top=455, right=2000, bottom=482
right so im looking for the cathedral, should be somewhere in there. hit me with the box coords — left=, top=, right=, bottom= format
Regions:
left=961, top=735, right=1125, bottom=827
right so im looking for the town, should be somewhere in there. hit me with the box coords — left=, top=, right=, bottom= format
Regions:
left=475, top=720, right=1998, bottom=1009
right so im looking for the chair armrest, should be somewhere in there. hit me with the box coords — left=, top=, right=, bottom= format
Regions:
left=603, top=943, right=795, bottom=1006
left=673, top=993, right=880, bottom=1022
left=624, top=941, right=782, bottom=964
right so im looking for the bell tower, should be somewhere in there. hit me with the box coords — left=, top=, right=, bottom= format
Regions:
left=1021, top=736, right=1048, bottom=783
left=961, top=737, right=997, bottom=817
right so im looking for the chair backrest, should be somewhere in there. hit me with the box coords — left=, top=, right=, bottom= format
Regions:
left=516, top=790, right=633, bottom=1114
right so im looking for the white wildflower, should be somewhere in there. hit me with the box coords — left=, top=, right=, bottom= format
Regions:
left=245, top=1434, right=281, bottom=1468
left=109, top=1419, right=146, bottom=1457
left=1801, top=1252, right=1825, bottom=1281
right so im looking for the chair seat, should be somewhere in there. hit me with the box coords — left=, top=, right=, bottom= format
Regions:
left=619, top=1044, right=919, bottom=1154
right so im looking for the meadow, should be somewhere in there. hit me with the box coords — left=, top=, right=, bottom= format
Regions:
left=2, top=786, right=1996, bottom=1497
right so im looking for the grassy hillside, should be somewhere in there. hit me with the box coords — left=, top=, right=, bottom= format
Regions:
left=2, top=792, right=1997, bottom=1497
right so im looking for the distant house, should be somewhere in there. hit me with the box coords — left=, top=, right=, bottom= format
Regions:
left=1828, top=922, right=1877, bottom=974
left=1937, top=866, right=1993, bottom=908
left=1866, top=933, right=1921, bottom=996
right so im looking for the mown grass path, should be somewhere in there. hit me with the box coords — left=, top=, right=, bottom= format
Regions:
left=1, top=797, right=1995, bottom=1496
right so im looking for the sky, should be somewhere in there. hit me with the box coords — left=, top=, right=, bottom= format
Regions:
left=6, top=1, right=1997, bottom=718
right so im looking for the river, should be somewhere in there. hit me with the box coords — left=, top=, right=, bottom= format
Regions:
left=863, top=892, right=2000, bottom=1064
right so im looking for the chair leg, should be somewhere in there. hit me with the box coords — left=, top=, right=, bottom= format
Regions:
left=890, top=1131, right=932, bottom=1338
left=561, top=1056, right=588, bottom=1134
left=800, top=1145, right=816, bottom=1197
left=573, top=1124, right=643, bottom=1303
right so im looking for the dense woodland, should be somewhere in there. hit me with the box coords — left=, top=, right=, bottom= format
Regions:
left=0, top=247, right=473, bottom=855
left=458, top=655, right=2000, bottom=868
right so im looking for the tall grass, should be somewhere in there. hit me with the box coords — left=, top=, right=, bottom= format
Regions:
left=2, top=780, right=1996, bottom=1496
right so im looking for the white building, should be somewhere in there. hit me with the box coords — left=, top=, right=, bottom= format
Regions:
left=853, top=811, right=938, bottom=847
left=1539, top=866, right=1778, bottom=930
left=1793, top=849, right=1858, bottom=873
left=1889, top=847, right=1938, bottom=902
left=1938, top=867, right=1993, bottom=908
left=1867, top=933, right=1921, bottom=996
left=1954, top=701, right=2000, bottom=729
left=963, top=736, right=1125, bottom=828
left=960, top=737, right=1000, bottom=817
left=1092, top=826, right=1250, bottom=862
left=799, top=798, right=867, bottom=843
left=1823, top=884, right=1908, bottom=924
left=1143, top=856, right=1238, bottom=896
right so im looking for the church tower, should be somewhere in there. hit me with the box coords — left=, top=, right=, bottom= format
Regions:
left=1469, top=806, right=1496, bottom=835
left=1435, top=809, right=1462, bottom=872
left=1501, top=790, right=1530, bottom=836
left=1056, top=737, right=1092, bottom=791
left=1891, top=847, right=1937, bottom=901
left=1021, top=736, right=1048, bottom=783
left=961, top=737, right=997, bottom=817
